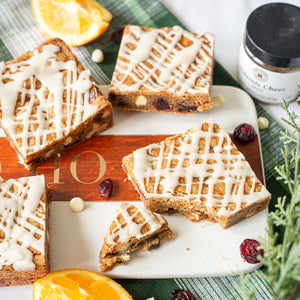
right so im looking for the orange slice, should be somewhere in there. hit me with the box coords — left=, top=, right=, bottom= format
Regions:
left=31, top=0, right=112, bottom=46
left=33, top=269, right=133, bottom=300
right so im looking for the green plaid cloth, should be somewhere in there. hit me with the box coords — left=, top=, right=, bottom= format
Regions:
left=0, top=0, right=289, bottom=299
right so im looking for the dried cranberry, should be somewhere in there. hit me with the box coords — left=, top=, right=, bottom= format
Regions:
left=93, top=112, right=103, bottom=122
left=152, top=97, right=170, bottom=110
left=233, top=123, right=257, bottom=143
left=98, top=178, right=113, bottom=198
left=176, top=104, right=197, bottom=113
left=117, top=101, right=127, bottom=107
left=171, top=289, right=194, bottom=300
left=240, top=238, right=264, bottom=264
left=111, top=27, right=124, bottom=43
left=109, top=93, right=116, bottom=101
left=149, top=242, right=160, bottom=250
left=149, top=234, right=160, bottom=250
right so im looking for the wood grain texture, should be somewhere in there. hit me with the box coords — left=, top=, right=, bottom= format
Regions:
left=0, top=135, right=263, bottom=202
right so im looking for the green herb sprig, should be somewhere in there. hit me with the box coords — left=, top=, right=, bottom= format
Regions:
left=241, top=98, right=300, bottom=300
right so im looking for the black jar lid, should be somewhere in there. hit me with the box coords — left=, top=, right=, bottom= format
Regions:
left=245, top=3, right=300, bottom=68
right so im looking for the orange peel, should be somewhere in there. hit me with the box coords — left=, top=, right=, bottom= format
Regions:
left=32, top=0, right=112, bottom=46
left=33, top=268, right=133, bottom=300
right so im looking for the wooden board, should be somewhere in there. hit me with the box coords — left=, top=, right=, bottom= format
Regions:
left=0, top=134, right=263, bottom=202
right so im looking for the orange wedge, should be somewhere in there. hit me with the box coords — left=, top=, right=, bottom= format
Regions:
left=32, top=0, right=112, bottom=46
left=33, top=269, right=133, bottom=300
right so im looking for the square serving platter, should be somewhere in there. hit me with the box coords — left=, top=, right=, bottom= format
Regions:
left=0, top=85, right=268, bottom=298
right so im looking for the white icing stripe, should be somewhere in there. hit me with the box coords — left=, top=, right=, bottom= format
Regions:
left=111, top=25, right=213, bottom=95
left=106, top=203, right=165, bottom=245
left=133, top=120, right=271, bottom=217
left=0, top=175, right=46, bottom=271
left=0, top=44, right=99, bottom=156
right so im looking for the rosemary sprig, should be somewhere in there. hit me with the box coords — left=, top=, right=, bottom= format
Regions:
left=240, top=98, right=300, bottom=299
left=238, top=273, right=255, bottom=300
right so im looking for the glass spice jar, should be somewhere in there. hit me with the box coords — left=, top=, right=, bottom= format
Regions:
left=238, top=3, right=300, bottom=104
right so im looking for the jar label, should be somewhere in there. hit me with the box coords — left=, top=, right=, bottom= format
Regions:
left=238, top=46, right=299, bottom=103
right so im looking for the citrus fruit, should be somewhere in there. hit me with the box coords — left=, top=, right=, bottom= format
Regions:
left=33, top=269, right=133, bottom=300
left=31, top=0, right=112, bottom=46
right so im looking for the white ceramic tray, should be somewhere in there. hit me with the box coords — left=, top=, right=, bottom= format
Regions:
left=0, top=85, right=268, bottom=298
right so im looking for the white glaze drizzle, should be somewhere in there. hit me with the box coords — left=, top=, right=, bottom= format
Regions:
left=111, top=25, right=214, bottom=95
left=0, top=175, right=46, bottom=271
left=107, top=203, right=166, bottom=245
left=133, top=120, right=271, bottom=217
left=0, top=44, right=99, bottom=156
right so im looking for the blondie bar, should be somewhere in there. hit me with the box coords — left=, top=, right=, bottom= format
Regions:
left=0, top=38, right=113, bottom=170
left=100, top=202, right=172, bottom=272
left=122, top=120, right=271, bottom=229
left=109, top=25, right=214, bottom=114
left=0, top=175, right=49, bottom=286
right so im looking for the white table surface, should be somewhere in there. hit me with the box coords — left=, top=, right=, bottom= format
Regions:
left=161, top=0, right=300, bottom=131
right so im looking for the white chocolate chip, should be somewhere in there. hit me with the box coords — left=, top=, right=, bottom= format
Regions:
left=69, top=197, right=85, bottom=213
left=258, top=117, right=270, bottom=129
left=45, top=149, right=55, bottom=158
left=135, top=95, right=147, bottom=106
left=91, top=49, right=104, bottom=63
left=212, top=94, right=225, bottom=108
left=64, top=136, right=73, bottom=145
